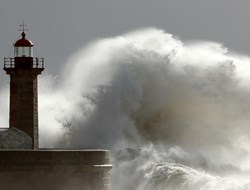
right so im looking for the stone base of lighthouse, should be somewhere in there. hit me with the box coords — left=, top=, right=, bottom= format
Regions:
left=0, top=150, right=112, bottom=190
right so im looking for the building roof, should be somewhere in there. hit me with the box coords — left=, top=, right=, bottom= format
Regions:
left=0, top=128, right=32, bottom=149
left=14, top=32, right=33, bottom=47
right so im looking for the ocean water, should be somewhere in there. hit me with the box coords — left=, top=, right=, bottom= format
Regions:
left=2, top=28, right=250, bottom=190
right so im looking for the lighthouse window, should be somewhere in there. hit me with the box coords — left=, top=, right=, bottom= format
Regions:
left=14, top=47, right=19, bottom=57
left=29, top=47, right=33, bottom=57
left=22, top=47, right=29, bottom=57
left=14, top=47, right=33, bottom=57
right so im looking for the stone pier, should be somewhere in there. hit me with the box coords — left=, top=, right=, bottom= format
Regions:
left=0, top=149, right=112, bottom=190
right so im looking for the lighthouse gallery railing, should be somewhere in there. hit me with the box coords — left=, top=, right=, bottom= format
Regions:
left=4, top=57, right=44, bottom=69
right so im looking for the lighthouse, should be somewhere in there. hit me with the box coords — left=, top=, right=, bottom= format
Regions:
left=3, top=24, right=44, bottom=149
left=0, top=24, right=111, bottom=190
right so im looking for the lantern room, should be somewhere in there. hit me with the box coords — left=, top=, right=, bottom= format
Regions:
left=14, top=32, right=33, bottom=57
left=4, top=24, right=44, bottom=70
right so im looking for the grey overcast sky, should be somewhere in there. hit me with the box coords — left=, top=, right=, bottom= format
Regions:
left=0, top=0, right=250, bottom=75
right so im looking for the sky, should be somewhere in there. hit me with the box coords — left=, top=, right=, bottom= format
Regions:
left=0, top=0, right=250, bottom=76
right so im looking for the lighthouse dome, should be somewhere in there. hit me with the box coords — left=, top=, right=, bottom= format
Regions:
left=14, top=32, right=33, bottom=47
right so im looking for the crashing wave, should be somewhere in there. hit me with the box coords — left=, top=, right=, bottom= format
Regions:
left=2, top=28, right=250, bottom=189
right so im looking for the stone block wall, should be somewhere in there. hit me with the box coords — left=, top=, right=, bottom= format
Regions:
left=0, top=150, right=112, bottom=190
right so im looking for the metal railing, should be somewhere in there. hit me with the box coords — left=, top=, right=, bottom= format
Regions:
left=3, top=58, right=14, bottom=68
left=33, top=58, right=44, bottom=68
left=4, top=57, right=44, bottom=69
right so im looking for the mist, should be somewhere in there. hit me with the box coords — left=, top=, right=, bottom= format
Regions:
left=2, top=28, right=250, bottom=189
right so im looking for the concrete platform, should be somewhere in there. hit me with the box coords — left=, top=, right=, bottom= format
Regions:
left=0, top=149, right=112, bottom=190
